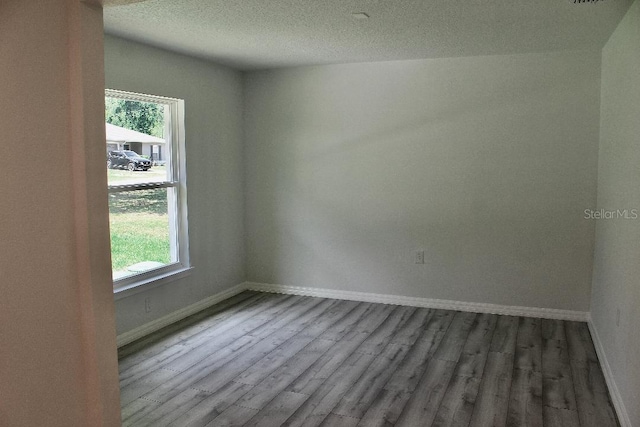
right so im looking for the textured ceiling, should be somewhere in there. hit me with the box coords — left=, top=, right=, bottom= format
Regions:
left=103, top=0, right=633, bottom=70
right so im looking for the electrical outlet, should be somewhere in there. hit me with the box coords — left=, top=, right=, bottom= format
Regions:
left=616, top=308, right=620, bottom=327
left=145, top=297, right=152, bottom=313
left=415, top=250, right=425, bottom=264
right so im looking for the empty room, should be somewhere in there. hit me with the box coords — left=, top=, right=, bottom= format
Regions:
left=2, top=0, right=639, bottom=426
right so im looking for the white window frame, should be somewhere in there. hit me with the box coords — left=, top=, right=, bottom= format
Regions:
left=107, top=89, right=191, bottom=295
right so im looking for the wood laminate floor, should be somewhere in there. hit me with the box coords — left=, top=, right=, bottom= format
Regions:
left=119, top=291, right=620, bottom=427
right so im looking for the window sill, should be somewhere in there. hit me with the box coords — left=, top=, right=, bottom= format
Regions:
left=113, top=266, right=194, bottom=300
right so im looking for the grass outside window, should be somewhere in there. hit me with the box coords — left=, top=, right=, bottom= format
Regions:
left=108, top=167, right=172, bottom=279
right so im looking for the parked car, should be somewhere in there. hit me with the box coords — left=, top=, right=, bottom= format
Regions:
left=107, top=150, right=152, bottom=171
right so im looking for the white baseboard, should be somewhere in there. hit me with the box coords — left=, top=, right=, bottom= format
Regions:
left=244, top=282, right=589, bottom=321
left=116, top=283, right=246, bottom=348
left=587, top=319, right=632, bottom=427
left=118, top=281, right=589, bottom=348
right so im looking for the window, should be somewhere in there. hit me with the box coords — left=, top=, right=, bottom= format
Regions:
left=106, top=90, right=189, bottom=292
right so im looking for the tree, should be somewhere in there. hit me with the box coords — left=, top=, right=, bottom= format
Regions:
left=105, top=97, right=164, bottom=137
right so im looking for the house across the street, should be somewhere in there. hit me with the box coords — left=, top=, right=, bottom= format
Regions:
left=106, top=122, right=165, bottom=162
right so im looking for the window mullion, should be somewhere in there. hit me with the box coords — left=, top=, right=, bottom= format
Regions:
left=108, top=181, right=177, bottom=193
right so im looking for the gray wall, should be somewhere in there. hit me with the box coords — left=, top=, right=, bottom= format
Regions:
left=591, top=1, right=640, bottom=425
left=244, top=51, right=601, bottom=311
left=104, top=35, right=245, bottom=334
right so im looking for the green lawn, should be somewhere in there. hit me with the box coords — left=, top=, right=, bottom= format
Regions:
left=108, top=187, right=170, bottom=274
left=107, top=165, right=168, bottom=185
